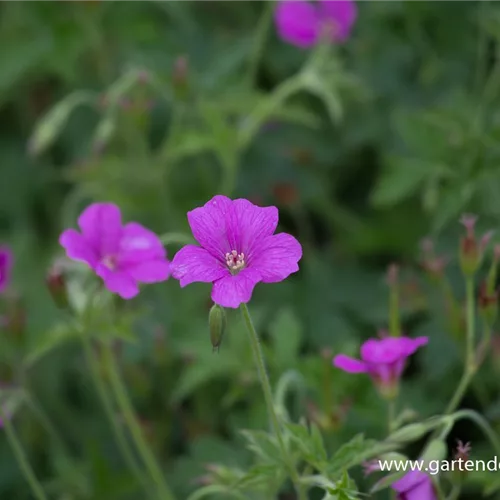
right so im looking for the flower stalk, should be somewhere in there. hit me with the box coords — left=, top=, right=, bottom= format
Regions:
left=0, top=405, right=47, bottom=500
left=240, top=303, right=304, bottom=500
left=102, top=341, right=176, bottom=500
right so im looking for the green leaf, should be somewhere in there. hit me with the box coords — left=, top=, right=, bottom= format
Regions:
left=371, top=157, right=448, bottom=207
left=240, top=429, right=283, bottom=465
left=285, top=422, right=328, bottom=469
left=328, top=434, right=379, bottom=475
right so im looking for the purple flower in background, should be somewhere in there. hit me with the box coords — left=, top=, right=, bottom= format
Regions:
left=392, top=471, right=437, bottom=500
left=59, top=203, right=170, bottom=299
left=275, top=0, right=357, bottom=48
left=170, top=195, right=302, bottom=308
left=333, top=335, right=428, bottom=398
left=0, top=247, right=12, bottom=293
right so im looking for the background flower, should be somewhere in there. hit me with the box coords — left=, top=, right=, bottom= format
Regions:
left=60, top=203, right=170, bottom=299
left=275, top=0, right=357, bottom=48
left=0, top=247, right=12, bottom=294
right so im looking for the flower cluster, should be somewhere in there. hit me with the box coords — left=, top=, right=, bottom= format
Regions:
left=60, top=196, right=302, bottom=307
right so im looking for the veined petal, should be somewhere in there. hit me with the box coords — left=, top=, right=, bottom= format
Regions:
left=171, top=245, right=228, bottom=287
left=187, top=195, right=234, bottom=260
left=211, top=267, right=261, bottom=308
left=126, top=260, right=170, bottom=283
left=275, top=0, right=320, bottom=48
left=232, top=198, right=278, bottom=255
left=249, top=232, right=302, bottom=283
left=59, top=229, right=98, bottom=268
left=119, top=222, right=166, bottom=265
left=333, top=355, right=367, bottom=373
left=78, top=203, right=122, bottom=256
left=96, top=265, right=139, bottom=299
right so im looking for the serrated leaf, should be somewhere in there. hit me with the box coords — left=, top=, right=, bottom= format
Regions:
left=240, top=430, right=283, bottom=465
left=328, top=434, right=378, bottom=475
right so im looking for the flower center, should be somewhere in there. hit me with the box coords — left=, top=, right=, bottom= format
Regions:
left=225, top=250, right=245, bottom=274
left=101, top=255, right=117, bottom=271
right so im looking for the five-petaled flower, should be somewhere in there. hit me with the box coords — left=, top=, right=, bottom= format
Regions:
left=275, top=0, right=357, bottom=48
left=333, top=335, right=428, bottom=398
left=59, top=203, right=170, bottom=299
left=392, top=470, right=437, bottom=500
left=170, top=195, right=302, bottom=308
left=0, top=247, right=12, bottom=294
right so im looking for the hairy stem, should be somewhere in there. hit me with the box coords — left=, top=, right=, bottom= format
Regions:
left=240, top=303, right=305, bottom=500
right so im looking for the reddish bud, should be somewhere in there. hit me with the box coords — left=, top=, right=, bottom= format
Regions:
left=46, top=262, right=69, bottom=310
left=478, top=281, right=498, bottom=327
left=459, top=214, right=491, bottom=277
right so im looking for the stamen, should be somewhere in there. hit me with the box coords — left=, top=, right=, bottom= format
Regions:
left=225, top=250, right=245, bottom=274
left=101, top=255, right=117, bottom=270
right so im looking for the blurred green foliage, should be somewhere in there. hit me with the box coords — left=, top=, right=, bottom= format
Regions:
left=2, top=1, right=500, bottom=499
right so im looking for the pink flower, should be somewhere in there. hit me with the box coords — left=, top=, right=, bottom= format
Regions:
left=275, top=0, right=357, bottom=48
left=333, top=336, right=428, bottom=397
left=0, top=247, right=12, bottom=293
left=59, top=203, right=170, bottom=299
left=392, top=471, right=437, bottom=500
left=170, top=195, right=302, bottom=308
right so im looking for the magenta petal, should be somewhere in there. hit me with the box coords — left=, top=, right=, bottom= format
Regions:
left=250, top=232, right=302, bottom=283
left=126, top=260, right=170, bottom=283
left=0, top=247, right=13, bottom=293
left=232, top=199, right=278, bottom=252
left=78, top=203, right=122, bottom=256
left=333, top=354, right=367, bottom=373
left=119, top=222, right=166, bottom=265
left=318, top=0, right=357, bottom=42
left=275, top=0, right=320, bottom=48
left=171, top=245, right=228, bottom=287
left=392, top=471, right=436, bottom=500
left=187, top=195, right=234, bottom=260
left=211, top=267, right=261, bottom=308
left=59, top=229, right=98, bottom=267
left=97, top=267, right=139, bottom=299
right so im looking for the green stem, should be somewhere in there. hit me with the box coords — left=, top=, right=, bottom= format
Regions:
left=81, top=334, right=153, bottom=497
left=0, top=406, right=47, bottom=500
left=240, top=303, right=304, bottom=500
left=247, top=0, right=275, bottom=87
left=102, top=342, right=176, bottom=500
left=237, top=74, right=305, bottom=150
left=444, top=277, right=476, bottom=415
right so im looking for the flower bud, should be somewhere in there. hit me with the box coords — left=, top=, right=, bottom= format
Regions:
left=46, top=263, right=69, bottom=310
left=387, top=423, right=432, bottom=444
left=172, top=56, right=189, bottom=99
left=421, top=439, right=447, bottom=465
left=459, top=214, right=492, bottom=277
left=208, top=304, right=226, bottom=352
left=478, top=281, right=498, bottom=328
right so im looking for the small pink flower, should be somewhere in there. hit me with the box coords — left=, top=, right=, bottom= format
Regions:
left=274, top=0, right=357, bottom=48
left=392, top=470, right=437, bottom=500
left=170, top=195, right=302, bottom=308
left=333, top=336, right=428, bottom=397
left=0, top=247, right=12, bottom=293
left=59, top=203, right=170, bottom=299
